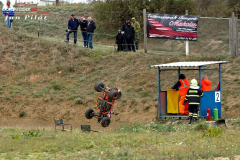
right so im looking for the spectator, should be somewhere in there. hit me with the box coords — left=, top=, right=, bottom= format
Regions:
left=115, top=29, right=124, bottom=51
left=86, top=17, right=96, bottom=49
left=122, top=19, right=129, bottom=32
left=2, top=1, right=15, bottom=29
left=124, top=21, right=135, bottom=52
left=78, top=16, right=88, bottom=48
left=65, top=14, right=79, bottom=44
left=131, top=17, right=141, bottom=50
left=122, top=19, right=129, bottom=51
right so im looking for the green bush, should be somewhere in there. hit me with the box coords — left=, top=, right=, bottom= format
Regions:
left=22, top=130, right=40, bottom=138
left=75, top=98, right=83, bottom=104
left=202, top=126, right=222, bottom=138
left=19, top=111, right=26, bottom=117
left=33, top=92, right=42, bottom=98
left=51, top=81, right=63, bottom=90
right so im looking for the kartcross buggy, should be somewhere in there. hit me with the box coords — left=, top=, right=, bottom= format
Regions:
left=85, top=82, right=122, bottom=127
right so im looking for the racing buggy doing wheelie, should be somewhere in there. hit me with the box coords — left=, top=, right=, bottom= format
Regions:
left=85, top=82, right=122, bottom=127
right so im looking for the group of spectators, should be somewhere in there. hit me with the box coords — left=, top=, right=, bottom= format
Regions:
left=116, top=17, right=141, bottom=52
left=66, top=14, right=96, bottom=49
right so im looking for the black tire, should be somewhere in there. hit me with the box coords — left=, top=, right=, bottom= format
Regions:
left=85, top=108, right=94, bottom=119
left=94, top=82, right=105, bottom=92
left=109, top=89, right=121, bottom=100
left=101, top=117, right=111, bottom=127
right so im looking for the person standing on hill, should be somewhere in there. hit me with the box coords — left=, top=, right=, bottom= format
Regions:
left=78, top=16, right=88, bottom=48
left=183, top=79, right=204, bottom=124
left=122, top=19, right=129, bottom=51
left=86, top=17, right=96, bottom=49
left=172, top=74, right=190, bottom=115
left=124, top=21, right=135, bottom=52
left=65, top=14, right=79, bottom=44
left=115, top=29, right=124, bottom=51
left=131, top=17, right=141, bottom=50
left=2, top=1, right=15, bottom=29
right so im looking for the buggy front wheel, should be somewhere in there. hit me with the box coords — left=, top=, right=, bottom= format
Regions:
left=85, top=108, right=94, bottom=119
left=101, top=117, right=111, bottom=127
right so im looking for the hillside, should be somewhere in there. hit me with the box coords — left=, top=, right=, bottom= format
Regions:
left=0, top=26, right=240, bottom=131
left=0, top=4, right=239, bottom=55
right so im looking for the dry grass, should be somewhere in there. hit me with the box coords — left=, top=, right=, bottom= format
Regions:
left=0, top=121, right=240, bottom=159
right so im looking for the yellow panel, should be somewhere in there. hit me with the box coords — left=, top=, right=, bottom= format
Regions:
left=167, top=89, right=180, bottom=114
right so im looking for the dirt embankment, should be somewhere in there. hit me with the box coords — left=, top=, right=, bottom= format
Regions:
left=0, top=28, right=239, bottom=130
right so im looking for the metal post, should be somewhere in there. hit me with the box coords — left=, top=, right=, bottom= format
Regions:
left=158, top=67, right=161, bottom=119
left=232, top=12, right=236, bottom=57
left=178, top=67, right=180, bottom=78
left=185, top=10, right=189, bottom=56
left=219, top=64, right=221, bottom=91
left=143, top=9, right=147, bottom=53
left=235, top=17, right=239, bottom=57
left=229, top=17, right=233, bottom=57
left=199, top=67, right=201, bottom=89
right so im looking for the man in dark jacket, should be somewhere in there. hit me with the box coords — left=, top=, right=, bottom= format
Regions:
left=124, top=21, right=135, bottom=52
left=116, top=29, right=124, bottom=51
left=65, top=14, right=79, bottom=44
left=122, top=19, right=129, bottom=32
left=122, top=19, right=129, bottom=51
left=86, top=17, right=96, bottom=49
left=78, top=16, right=88, bottom=47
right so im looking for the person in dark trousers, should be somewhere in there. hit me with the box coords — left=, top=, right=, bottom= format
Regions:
left=86, top=17, right=96, bottom=49
left=183, top=79, right=204, bottom=124
left=78, top=16, right=88, bottom=47
left=124, top=21, right=135, bottom=52
left=115, top=29, right=124, bottom=51
left=122, top=19, right=129, bottom=51
left=65, top=14, right=79, bottom=44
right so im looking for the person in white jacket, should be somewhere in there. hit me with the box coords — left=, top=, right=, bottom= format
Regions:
left=2, top=0, right=15, bottom=29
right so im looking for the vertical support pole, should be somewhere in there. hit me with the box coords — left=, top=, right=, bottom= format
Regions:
left=185, top=10, right=189, bottom=56
left=229, top=17, right=233, bottom=57
left=178, top=67, right=180, bottom=79
left=236, top=17, right=239, bottom=57
left=143, top=9, right=147, bottom=53
left=219, top=64, right=221, bottom=91
left=158, top=67, right=161, bottom=119
left=232, top=12, right=236, bottom=58
left=219, top=64, right=221, bottom=118
left=199, top=67, right=201, bottom=89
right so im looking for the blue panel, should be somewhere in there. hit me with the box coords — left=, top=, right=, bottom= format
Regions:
left=200, top=91, right=221, bottom=118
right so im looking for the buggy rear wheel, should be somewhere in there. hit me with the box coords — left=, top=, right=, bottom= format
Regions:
left=85, top=108, right=94, bottom=119
left=94, top=82, right=105, bottom=92
left=101, top=117, right=111, bottom=127
left=109, top=89, right=121, bottom=100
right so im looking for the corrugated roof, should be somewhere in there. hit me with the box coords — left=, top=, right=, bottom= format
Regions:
left=151, top=61, right=227, bottom=68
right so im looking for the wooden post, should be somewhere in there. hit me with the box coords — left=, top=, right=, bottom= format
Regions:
left=235, top=17, right=239, bottom=57
left=185, top=10, right=189, bottom=56
left=143, top=9, right=147, bottom=53
left=56, top=0, right=59, bottom=6
left=229, top=17, right=233, bottom=57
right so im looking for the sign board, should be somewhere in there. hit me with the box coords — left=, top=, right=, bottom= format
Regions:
left=215, top=91, right=221, bottom=102
left=147, top=13, right=199, bottom=41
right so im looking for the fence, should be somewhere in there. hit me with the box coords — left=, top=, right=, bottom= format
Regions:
left=143, top=9, right=240, bottom=58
